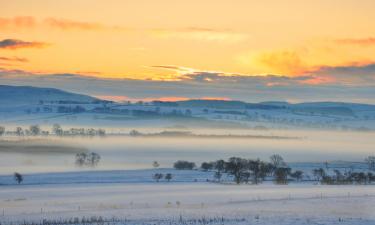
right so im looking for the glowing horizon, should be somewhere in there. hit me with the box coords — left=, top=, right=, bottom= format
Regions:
left=1, top=0, right=375, bottom=103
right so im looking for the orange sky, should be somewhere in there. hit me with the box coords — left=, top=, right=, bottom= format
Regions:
left=1, top=0, right=375, bottom=82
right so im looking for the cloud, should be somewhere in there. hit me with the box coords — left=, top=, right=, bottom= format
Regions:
left=43, top=18, right=131, bottom=31
left=0, top=39, right=48, bottom=50
left=151, top=27, right=248, bottom=42
left=0, top=16, right=36, bottom=29
left=312, top=62, right=375, bottom=85
left=44, top=18, right=104, bottom=30
left=0, top=16, right=128, bottom=32
left=257, top=50, right=307, bottom=75
left=0, top=56, right=28, bottom=62
left=0, top=68, right=374, bottom=103
left=336, top=37, right=375, bottom=46
left=0, top=56, right=28, bottom=67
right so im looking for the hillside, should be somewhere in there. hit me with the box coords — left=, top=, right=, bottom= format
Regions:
left=0, top=85, right=375, bottom=130
left=0, top=85, right=99, bottom=106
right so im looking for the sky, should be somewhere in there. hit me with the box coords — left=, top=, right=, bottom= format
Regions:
left=0, top=0, right=375, bottom=103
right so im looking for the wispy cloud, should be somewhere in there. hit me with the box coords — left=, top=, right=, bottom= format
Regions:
left=335, top=37, right=375, bottom=46
left=0, top=56, right=28, bottom=62
left=151, top=27, right=248, bottom=42
left=0, top=16, right=128, bottom=32
left=44, top=17, right=105, bottom=30
left=0, top=16, right=36, bottom=29
left=1, top=16, right=245, bottom=44
left=0, top=39, right=48, bottom=50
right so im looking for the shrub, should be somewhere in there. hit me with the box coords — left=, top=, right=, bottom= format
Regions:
left=173, top=160, right=196, bottom=170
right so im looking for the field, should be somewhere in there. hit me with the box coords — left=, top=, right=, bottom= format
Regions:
left=1, top=169, right=375, bottom=225
left=0, top=129, right=374, bottom=224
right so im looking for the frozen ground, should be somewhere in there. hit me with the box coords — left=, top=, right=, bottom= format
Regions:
left=0, top=170, right=374, bottom=225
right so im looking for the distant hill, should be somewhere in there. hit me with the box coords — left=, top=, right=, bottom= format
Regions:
left=0, top=85, right=99, bottom=106
left=175, top=99, right=284, bottom=110
left=156, top=99, right=375, bottom=118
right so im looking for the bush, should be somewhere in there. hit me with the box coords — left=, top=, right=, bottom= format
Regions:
left=273, top=167, right=291, bottom=184
left=173, top=160, right=196, bottom=170
left=75, top=152, right=101, bottom=167
left=153, top=173, right=163, bottom=182
left=201, top=162, right=214, bottom=171
left=14, top=172, right=23, bottom=184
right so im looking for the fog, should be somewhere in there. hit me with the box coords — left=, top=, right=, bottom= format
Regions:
left=0, top=128, right=373, bottom=175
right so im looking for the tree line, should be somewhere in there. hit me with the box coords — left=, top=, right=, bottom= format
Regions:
left=173, top=155, right=375, bottom=185
left=0, top=124, right=105, bottom=137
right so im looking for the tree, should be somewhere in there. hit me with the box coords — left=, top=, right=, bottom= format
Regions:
left=259, top=162, right=274, bottom=181
left=290, top=170, right=303, bottom=181
left=321, top=175, right=335, bottom=185
left=225, top=157, right=248, bottom=184
left=52, top=124, right=63, bottom=136
left=75, top=152, right=101, bottom=167
left=75, top=153, right=87, bottom=167
left=165, top=173, right=173, bottom=182
left=14, top=172, right=23, bottom=184
left=29, top=125, right=41, bottom=136
left=173, top=160, right=196, bottom=170
left=368, top=172, right=375, bottom=183
left=365, top=156, right=375, bottom=171
left=213, top=160, right=225, bottom=182
left=241, top=171, right=251, bottom=184
left=273, top=167, right=291, bottom=184
left=313, top=168, right=326, bottom=182
left=129, top=130, right=141, bottom=136
left=88, top=152, right=101, bottom=167
left=270, top=154, right=286, bottom=169
left=248, top=159, right=262, bottom=184
left=324, top=161, right=329, bottom=170
left=214, top=160, right=225, bottom=173
left=201, top=162, right=214, bottom=171
left=334, top=170, right=344, bottom=184
left=153, top=161, right=160, bottom=168
left=153, top=173, right=163, bottom=182
left=15, top=127, right=23, bottom=136
left=97, top=129, right=106, bottom=136
left=214, top=171, right=222, bottom=182
left=0, top=126, right=5, bottom=136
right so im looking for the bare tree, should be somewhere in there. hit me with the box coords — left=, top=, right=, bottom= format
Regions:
left=88, top=152, right=101, bottom=167
left=313, top=168, right=326, bottom=182
left=213, top=160, right=225, bottom=182
left=153, top=173, right=163, bottom=182
left=75, top=152, right=101, bottom=167
left=270, top=154, right=286, bottom=169
left=290, top=170, right=303, bottom=181
left=15, top=127, right=23, bottom=136
left=165, top=173, right=173, bottom=182
left=52, top=124, right=63, bottom=136
left=214, top=171, right=222, bottom=182
left=0, top=126, right=5, bottom=136
left=29, top=125, right=41, bottom=136
left=225, top=157, right=248, bottom=184
left=14, top=172, right=23, bottom=184
left=75, top=153, right=87, bottom=167
left=365, top=156, right=375, bottom=171
left=273, top=167, right=291, bottom=184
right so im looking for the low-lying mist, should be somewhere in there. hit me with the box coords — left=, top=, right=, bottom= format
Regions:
left=0, top=128, right=373, bottom=175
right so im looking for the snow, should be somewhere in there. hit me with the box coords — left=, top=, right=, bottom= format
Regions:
left=0, top=170, right=374, bottom=225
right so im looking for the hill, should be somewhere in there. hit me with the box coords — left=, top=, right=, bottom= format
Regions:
left=0, top=85, right=99, bottom=106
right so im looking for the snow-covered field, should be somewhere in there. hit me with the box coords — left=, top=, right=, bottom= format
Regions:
left=0, top=170, right=375, bottom=225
